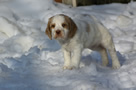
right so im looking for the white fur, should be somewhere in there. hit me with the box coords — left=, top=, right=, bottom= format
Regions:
left=47, top=14, right=121, bottom=69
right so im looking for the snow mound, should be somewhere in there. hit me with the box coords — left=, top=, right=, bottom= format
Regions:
left=0, top=16, right=21, bottom=43
left=115, top=41, right=134, bottom=53
left=0, top=6, right=15, bottom=21
left=0, top=35, right=34, bottom=58
left=14, top=36, right=34, bottom=52
left=116, top=15, right=132, bottom=27
left=15, top=36, right=33, bottom=52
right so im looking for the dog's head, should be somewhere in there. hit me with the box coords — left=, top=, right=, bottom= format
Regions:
left=45, top=14, right=77, bottom=40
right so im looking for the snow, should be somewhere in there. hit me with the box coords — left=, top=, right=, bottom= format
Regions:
left=0, top=0, right=136, bottom=90
left=0, top=17, right=21, bottom=43
left=116, top=15, right=132, bottom=27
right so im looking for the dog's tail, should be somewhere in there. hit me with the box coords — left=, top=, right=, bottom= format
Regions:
left=89, top=15, right=104, bottom=26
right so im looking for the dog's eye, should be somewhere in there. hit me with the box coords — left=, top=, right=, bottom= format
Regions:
left=51, top=24, right=55, bottom=28
left=62, top=23, right=67, bottom=27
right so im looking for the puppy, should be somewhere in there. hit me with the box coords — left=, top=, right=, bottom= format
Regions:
left=45, top=14, right=121, bottom=69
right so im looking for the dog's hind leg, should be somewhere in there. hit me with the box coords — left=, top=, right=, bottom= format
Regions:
left=107, top=42, right=121, bottom=69
left=99, top=48, right=109, bottom=66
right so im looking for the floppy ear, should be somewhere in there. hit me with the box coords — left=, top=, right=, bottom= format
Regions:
left=63, top=15, right=77, bottom=38
left=45, top=17, right=53, bottom=40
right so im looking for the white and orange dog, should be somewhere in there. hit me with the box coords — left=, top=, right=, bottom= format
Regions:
left=45, top=14, right=120, bottom=69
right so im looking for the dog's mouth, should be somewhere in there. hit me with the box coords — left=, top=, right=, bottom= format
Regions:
left=54, top=35, right=64, bottom=39
left=54, top=32, right=65, bottom=40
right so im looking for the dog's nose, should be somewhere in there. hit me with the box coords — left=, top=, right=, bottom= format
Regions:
left=56, top=30, right=61, bottom=35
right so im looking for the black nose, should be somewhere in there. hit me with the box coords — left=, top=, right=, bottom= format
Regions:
left=56, top=30, right=61, bottom=34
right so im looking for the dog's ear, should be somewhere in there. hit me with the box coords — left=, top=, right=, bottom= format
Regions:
left=63, top=15, right=77, bottom=38
left=45, top=17, right=53, bottom=40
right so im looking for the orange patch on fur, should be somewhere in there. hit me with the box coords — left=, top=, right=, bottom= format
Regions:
left=45, top=16, right=54, bottom=40
left=61, top=14, right=77, bottom=38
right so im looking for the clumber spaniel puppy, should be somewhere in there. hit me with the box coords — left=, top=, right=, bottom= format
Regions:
left=45, top=14, right=121, bottom=69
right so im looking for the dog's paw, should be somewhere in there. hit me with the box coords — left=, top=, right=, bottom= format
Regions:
left=63, top=66, right=73, bottom=70
left=102, top=62, right=108, bottom=66
left=112, top=63, right=121, bottom=69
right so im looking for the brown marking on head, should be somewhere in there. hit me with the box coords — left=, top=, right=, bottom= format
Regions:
left=60, top=14, right=77, bottom=39
left=45, top=16, right=54, bottom=40
left=61, top=22, right=67, bottom=28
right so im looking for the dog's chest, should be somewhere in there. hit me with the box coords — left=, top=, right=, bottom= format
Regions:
left=62, top=40, right=77, bottom=52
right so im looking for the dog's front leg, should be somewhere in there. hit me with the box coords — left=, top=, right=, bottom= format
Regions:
left=63, top=49, right=72, bottom=70
left=71, top=46, right=82, bottom=69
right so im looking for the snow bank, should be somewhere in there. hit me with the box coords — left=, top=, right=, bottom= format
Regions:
left=0, top=35, right=34, bottom=58
left=0, top=16, right=21, bottom=43
left=116, top=15, right=132, bottom=27
left=0, top=5, right=15, bottom=21
left=14, top=35, right=34, bottom=52
left=115, top=41, right=134, bottom=53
